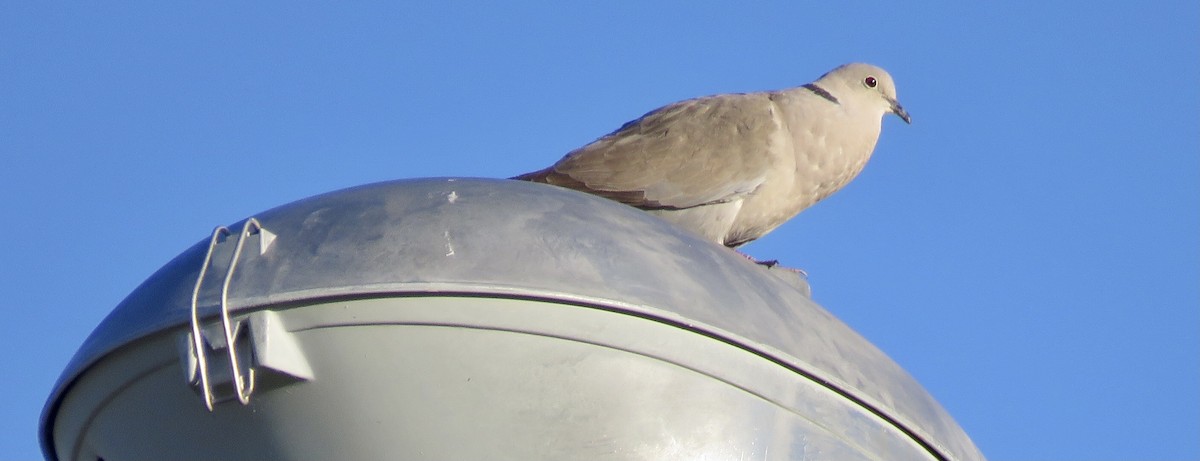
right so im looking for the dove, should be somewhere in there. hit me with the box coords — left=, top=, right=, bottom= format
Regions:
left=514, top=63, right=910, bottom=248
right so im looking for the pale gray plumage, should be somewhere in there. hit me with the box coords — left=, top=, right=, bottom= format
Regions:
left=515, top=63, right=910, bottom=247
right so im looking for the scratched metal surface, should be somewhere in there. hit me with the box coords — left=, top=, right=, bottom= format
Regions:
left=42, top=177, right=983, bottom=461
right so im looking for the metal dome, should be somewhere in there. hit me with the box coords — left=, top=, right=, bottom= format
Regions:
left=41, top=177, right=983, bottom=461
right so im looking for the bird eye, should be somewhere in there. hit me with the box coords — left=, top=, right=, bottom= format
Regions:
left=864, top=76, right=877, bottom=88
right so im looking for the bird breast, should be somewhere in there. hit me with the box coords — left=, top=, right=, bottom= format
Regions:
left=723, top=90, right=882, bottom=244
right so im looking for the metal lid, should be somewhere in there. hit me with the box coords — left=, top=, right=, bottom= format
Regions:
left=42, top=177, right=982, bottom=460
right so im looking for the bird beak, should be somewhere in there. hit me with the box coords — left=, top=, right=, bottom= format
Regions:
left=888, top=97, right=912, bottom=124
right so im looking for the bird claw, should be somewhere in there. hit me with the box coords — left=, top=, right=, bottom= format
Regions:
left=735, top=252, right=809, bottom=277
left=760, top=261, right=809, bottom=278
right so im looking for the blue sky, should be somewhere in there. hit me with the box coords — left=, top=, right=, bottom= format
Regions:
left=3, top=2, right=1197, bottom=460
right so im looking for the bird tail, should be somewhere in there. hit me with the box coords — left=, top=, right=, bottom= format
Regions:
left=510, top=168, right=553, bottom=182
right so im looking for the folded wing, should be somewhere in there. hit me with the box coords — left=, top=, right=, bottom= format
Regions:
left=517, top=92, right=778, bottom=210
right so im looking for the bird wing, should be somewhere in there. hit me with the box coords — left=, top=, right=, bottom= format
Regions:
left=524, top=92, right=779, bottom=209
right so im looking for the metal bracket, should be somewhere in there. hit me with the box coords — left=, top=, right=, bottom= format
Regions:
left=185, top=218, right=297, bottom=411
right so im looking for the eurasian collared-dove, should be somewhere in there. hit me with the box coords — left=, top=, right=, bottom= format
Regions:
left=515, top=63, right=910, bottom=248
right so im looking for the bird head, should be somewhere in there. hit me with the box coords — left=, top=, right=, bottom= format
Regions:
left=816, top=63, right=911, bottom=124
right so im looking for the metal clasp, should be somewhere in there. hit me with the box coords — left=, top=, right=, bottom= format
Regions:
left=187, top=218, right=275, bottom=410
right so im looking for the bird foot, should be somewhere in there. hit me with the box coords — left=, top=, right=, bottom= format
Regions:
left=757, top=260, right=809, bottom=278
left=736, top=252, right=809, bottom=278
